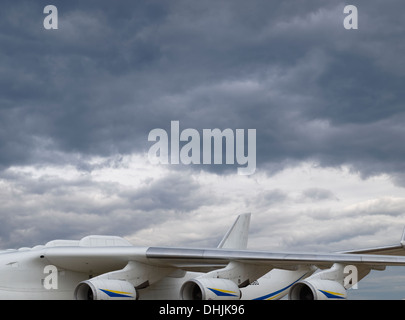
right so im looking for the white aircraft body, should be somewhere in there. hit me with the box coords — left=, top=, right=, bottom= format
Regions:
left=1, top=213, right=405, bottom=300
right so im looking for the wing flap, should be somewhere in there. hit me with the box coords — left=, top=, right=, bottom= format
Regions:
left=145, top=246, right=405, bottom=268
left=343, top=244, right=405, bottom=256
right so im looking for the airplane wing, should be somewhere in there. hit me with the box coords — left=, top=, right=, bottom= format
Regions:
left=42, top=243, right=405, bottom=275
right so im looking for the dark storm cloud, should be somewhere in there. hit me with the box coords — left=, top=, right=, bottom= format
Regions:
left=1, top=0, right=404, bottom=179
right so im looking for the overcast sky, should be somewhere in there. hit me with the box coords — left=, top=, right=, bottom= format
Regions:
left=1, top=0, right=405, bottom=299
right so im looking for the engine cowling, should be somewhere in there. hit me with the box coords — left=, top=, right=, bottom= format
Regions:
left=289, top=279, right=347, bottom=300
left=74, top=279, right=137, bottom=300
left=181, top=278, right=241, bottom=300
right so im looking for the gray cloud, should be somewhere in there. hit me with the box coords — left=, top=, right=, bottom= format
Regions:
left=1, top=0, right=404, bottom=178
left=301, top=188, right=338, bottom=201
left=0, top=162, right=217, bottom=248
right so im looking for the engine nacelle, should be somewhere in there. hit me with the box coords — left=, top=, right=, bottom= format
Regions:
left=181, top=278, right=241, bottom=300
left=74, top=279, right=137, bottom=300
left=289, top=279, right=347, bottom=300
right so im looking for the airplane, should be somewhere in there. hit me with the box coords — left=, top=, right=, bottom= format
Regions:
left=0, top=213, right=405, bottom=300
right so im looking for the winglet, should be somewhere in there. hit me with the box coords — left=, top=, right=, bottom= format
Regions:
left=217, top=213, right=251, bottom=249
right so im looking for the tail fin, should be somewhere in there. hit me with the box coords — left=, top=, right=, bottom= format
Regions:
left=217, top=213, right=251, bottom=249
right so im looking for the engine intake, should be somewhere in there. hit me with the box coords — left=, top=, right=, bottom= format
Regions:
left=181, top=278, right=241, bottom=300
left=74, top=279, right=137, bottom=300
left=289, top=279, right=347, bottom=300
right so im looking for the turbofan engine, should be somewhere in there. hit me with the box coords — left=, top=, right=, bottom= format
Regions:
left=74, top=279, right=137, bottom=300
left=181, top=278, right=241, bottom=300
left=289, top=279, right=347, bottom=300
